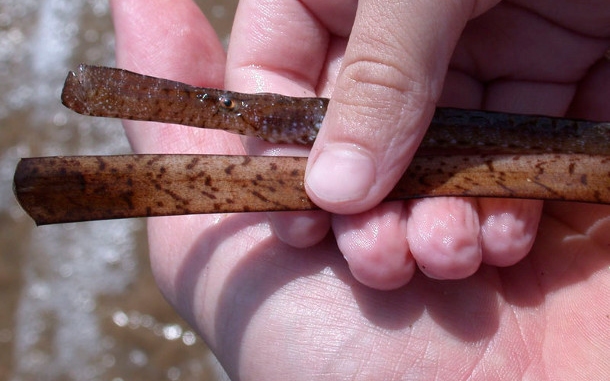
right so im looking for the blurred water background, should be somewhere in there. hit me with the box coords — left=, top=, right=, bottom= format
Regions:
left=0, top=0, right=238, bottom=379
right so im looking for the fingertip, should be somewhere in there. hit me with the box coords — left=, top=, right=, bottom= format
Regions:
left=347, top=253, right=416, bottom=291
left=480, top=199, right=543, bottom=267
left=333, top=202, right=416, bottom=290
left=268, top=211, right=331, bottom=249
left=407, top=198, right=482, bottom=280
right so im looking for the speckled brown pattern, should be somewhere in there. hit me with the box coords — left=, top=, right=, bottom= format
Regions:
left=14, top=152, right=610, bottom=225
left=12, top=65, right=610, bottom=224
left=62, top=65, right=610, bottom=153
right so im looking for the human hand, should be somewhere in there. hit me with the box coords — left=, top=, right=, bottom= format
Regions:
left=110, top=0, right=610, bottom=378
left=225, top=0, right=610, bottom=289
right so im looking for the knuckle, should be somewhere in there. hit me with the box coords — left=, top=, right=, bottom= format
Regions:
left=335, top=58, right=430, bottom=124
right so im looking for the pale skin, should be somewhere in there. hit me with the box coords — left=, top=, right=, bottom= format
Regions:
left=110, top=0, right=610, bottom=379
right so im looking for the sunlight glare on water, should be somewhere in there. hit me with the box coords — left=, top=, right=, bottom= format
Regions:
left=1, top=0, right=237, bottom=379
left=3, top=0, right=139, bottom=379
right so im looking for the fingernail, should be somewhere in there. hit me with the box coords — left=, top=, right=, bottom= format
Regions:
left=306, top=144, right=375, bottom=203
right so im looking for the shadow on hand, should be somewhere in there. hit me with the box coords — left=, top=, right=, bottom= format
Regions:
left=173, top=201, right=610, bottom=374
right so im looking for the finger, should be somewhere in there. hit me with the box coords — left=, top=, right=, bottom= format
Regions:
left=569, top=50, right=610, bottom=121
left=111, top=0, right=240, bottom=155
left=333, top=202, right=416, bottom=289
left=479, top=199, right=542, bottom=267
left=225, top=0, right=356, bottom=155
left=268, top=211, right=331, bottom=248
left=226, top=0, right=333, bottom=98
left=224, top=0, right=353, bottom=247
left=226, top=0, right=354, bottom=91
left=305, top=0, right=499, bottom=214
left=406, top=198, right=482, bottom=279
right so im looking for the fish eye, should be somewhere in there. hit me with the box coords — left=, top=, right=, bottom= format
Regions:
left=219, top=95, right=237, bottom=111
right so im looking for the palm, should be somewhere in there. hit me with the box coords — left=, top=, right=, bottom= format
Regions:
left=150, top=203, right=610, bottom=379
left=111, top=0, right=610, bottom=379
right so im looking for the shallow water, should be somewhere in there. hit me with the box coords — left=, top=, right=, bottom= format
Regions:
left=0, top=1, right=237, bottom=379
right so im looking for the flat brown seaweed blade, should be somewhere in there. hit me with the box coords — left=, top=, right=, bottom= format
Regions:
left=13, top=155, right=315, bottom=225
left=13, top=153, right=610, bottom=225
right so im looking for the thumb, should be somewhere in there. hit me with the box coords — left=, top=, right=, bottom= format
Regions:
left=305, top=0, right=498, bottom=214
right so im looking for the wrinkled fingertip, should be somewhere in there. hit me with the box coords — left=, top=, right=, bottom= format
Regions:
left=407, top=198, right=483, bottom=280
left=268, top=211, right=331, bottom=249
left=416, top=257, right=480, bottom=280
left=333, top=202, right=416, bottom=290
left=348, top=256, right=417, bottom=290
left=480, top=199, right=542, bottom=267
